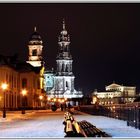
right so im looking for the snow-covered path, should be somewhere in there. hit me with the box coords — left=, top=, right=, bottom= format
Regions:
left=0, top=110, right=65, bottom=138
left=0, top=109, right=140, bottom=138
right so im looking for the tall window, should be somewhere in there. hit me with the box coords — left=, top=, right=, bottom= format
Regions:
left=22, top=78, right=27, bottom=88
left=66, top=64, right=68, bottom=72
left=62, top=63, right=65, bottom=72
left=66, top=81, right=68, bottom=88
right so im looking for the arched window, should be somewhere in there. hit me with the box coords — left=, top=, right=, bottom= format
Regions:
left=32, top=49, right=37, bottom=56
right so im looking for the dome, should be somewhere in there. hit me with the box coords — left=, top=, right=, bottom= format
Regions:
left=28, top=27, right=43, bottom=45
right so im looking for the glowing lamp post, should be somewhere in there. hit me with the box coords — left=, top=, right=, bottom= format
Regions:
left=39, top=95, right=43, bottom=108
left=47, top=97, right=51, bottom=101
left=1, top=83, right=8, bottom=118
left=21, top=89, right=27, bottom=114
left=53, top=98, right=56, bottom=102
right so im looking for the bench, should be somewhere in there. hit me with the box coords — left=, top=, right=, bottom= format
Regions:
left=63, top=111, right=111, bottom=137
left=78, top=120, right=111, bottom=137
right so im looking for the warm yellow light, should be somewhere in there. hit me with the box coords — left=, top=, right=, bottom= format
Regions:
left=39, top=95, right=43, bottom=100
left=92, top=96, right=97, bottom=104
left=47, top=97, right=51, bottom=101
left=58, top=99, right=61, bottom=102
left=22, top=89, right=27, bottom=96
left=1, top=83, right=8, bottom=90
left=53, top=98, right=56, bottom=102
left=64, top=98, right=67, bottom=101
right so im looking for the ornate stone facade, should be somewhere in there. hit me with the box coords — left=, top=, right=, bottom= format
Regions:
left=26, top=27, right=44, bottom=67
left=92, top=82, right=136, bottom=105
left=45, top=20, right=83, bottom=101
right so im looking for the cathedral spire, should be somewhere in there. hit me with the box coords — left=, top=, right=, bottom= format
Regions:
left=62, top=19, right=65, bottom=30
left=61, top=19, right=67, bottom=36
left=34, top=26, right=37, bottom=32
left=57, top=19, right=71, bottom=60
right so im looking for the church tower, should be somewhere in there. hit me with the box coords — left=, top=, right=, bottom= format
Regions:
left=26, top=27, right=43, bottom=67
left=56, top=19, right=73, bottom=76
left=47, top=19, right=83, bottom=101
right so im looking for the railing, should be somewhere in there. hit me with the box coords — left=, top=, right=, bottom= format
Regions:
left=101, top=102, right=140, bottom=129
left=74, top=102, right=140, bottom=130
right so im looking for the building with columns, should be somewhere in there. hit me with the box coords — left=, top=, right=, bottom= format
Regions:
left=92, top=82, right=136, bottom=105
left=44, top=20, right=83, bottom=105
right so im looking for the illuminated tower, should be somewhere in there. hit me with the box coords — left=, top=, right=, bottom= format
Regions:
left=56, top=20, right=72, bottom=76
left=26, top=27, right=43, bottom=67
left=48, top=20, right=83, bottom=101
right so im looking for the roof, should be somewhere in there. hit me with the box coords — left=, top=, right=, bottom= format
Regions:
left=0, top=54, right=41, bottom=74
left=15, top=62, right=41, bottom=74
left=28, top=30, right=43, bottom=45
left=106, top=83, right=122, bottom=89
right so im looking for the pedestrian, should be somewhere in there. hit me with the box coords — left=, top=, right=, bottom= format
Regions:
left=60, top=104, right=63, bottom=111
left=68, top=103, right=71, bottom=110
left=64, top=103, right=67, bottom=111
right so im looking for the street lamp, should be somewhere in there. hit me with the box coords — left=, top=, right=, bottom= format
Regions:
left=53, top=98, right=56, bottom=102
left=21, top=89, right=27, bottom=114
left=39, top=95, right=43, bottom=108
left=1, top=83, right=8, bottom=118
left=47, top=97, right=51, bottom=101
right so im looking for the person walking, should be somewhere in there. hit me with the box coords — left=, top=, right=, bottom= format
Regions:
left=60, top=104, right=63, bottom=111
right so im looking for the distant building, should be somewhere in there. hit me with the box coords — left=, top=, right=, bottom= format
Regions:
left=44, top=20, right=83, bottom=105
left=92, top=82, right=136, bottom=105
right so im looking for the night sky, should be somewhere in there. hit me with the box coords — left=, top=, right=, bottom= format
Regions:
left=0, top=3, right=140, bottom=95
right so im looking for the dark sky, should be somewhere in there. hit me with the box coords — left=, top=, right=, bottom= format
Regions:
left=0, top=3, right=140, bottom=94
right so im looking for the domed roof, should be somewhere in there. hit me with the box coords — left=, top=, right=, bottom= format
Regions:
left=28, top=27, right=43, bottom=45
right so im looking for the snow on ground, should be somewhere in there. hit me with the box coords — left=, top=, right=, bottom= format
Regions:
left=0, top=109, right=139, bottom=138
left=0, top=109, right=65, bottom=138
left=0, top=110, right=36, bottom=122
left=73, top=111, right=140, bottom=138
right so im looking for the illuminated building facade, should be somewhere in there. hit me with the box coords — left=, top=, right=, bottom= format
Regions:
left=93, top=82, right=136, bottom=105
left=26, top=27, right=45, bottom=97
left=45, top=20, right=83, bottom=105
left=0, top=55, right=43, bottom=110
left=26, top=27, right=44, bottom=67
